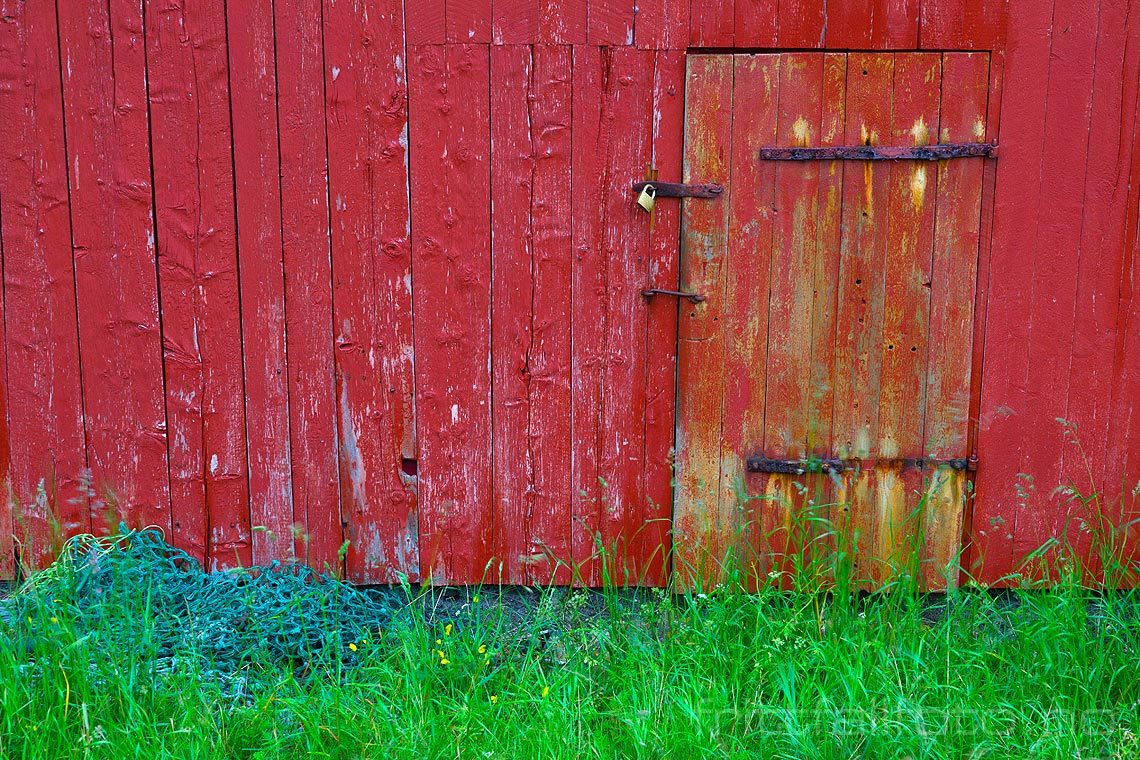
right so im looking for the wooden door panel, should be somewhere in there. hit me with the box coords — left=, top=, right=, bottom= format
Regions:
left=677, top=52, right=992, bottom=589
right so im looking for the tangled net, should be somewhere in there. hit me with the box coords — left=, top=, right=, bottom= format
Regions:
left=3, top=527, right=398, bottom=678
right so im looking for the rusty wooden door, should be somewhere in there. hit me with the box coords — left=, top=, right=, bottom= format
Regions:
left=674, top=52, right=992, bottom=589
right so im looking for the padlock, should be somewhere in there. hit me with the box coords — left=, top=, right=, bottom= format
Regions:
left=636, top=183, right=656, bottom=213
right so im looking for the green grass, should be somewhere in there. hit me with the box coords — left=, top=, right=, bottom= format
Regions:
left=2, top=524, right=1138, bottom=760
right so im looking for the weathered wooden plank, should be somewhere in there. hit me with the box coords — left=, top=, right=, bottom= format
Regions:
left=971, top=0, right=1054, bottom=583
left=761, top=51, right=822, bottom=582
left=57, top=0, right=171, bottom=537
left=924, top=52, right=988, bottom=587
left=569, top=45, right=606, bottom=585
left=409, top=44, right=492, bottom=584
left=674, top=53, right=733, bottom=588
left=598, top=49, right=660, bottom=586
left=640, top=49, right=686, bottom=585
left=326, top=0, right=418, bottom=582
left=1013, top=0, right=1099, bottom=581
left=0, top=0, right=88, bottom=567
left=635, top=0, right=689, bottom=49
left=805, top=53, right=847, bottom=585
left=273, top=0, right=340, bottom=573
left=569, top=47, right=660, bottom=586
left=145, top=0, right=251, bottom=569
left=0, top=254, right=10, bottom=578
left=1061, top=1, right=1136, bottom=578
left=490, top=45, right=574, bottom=584
left=690, top=0, right=734, bottom=46
left=832, top=53, right=894, bottom=584
left=1105, top=9, right=1140, bottom=582
left=825, top=0, right=919, bottom=48
left=588, top=0, right=635, bottom=44
left=877, top=52, right=941, bottom=583
left=493, top=0, right=586, bottom=43
left=719, top=54, right=779, bottom=583
left=228, top=0, right=294, bottom=567
left=761, top=53, right=845, bottom=583
left=734, top=0, right=778, bottom=47
left=960, top=50, right=1003, bottom=583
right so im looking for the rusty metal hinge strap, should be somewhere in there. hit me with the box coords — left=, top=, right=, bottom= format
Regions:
left=631, top=181, right=725, bottom=198
left=758, top=143, right=997, bottom=162
left=745, top=456, right=978, bottom=475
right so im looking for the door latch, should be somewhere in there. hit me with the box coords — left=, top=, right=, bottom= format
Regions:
left=642, top=288, right=706, bottom=304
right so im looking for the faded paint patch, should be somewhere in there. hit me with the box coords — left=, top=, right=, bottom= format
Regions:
left=792, top=116, right=812, bottom=147
left=973, top=117, right=986, bottom=140
left=910, top=165, right=927, bottom=210
left=910, top=116, right=930, bottom=146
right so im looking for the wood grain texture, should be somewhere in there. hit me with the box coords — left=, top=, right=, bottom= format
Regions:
left=493, top=0, right=586, bottom=43
left=145, top=0, right=250, bottom=569
left=588, top=0, right=635, bottom=44
left=920, top=0, right=1007, bottom=50
left=409, top=44, right=492, bottom=584
left=690, top=0, right=734, bottom=46
left=0, top=253, right=9, bottom=578
left=826, top=0, right=919, bottom=48
left=0, top=0, right=87, bottom=567
left=490, top=45, right=574, bottom=584
left=1012, top=0, right=1098, bottom=581
left=635, top=0, right=689, bottom=48
left=227, top=0, right=295, bottom=566
left=57, top=0, right=171, bottom=537
left=971, top=0, right=1054, bottom=583
left=733, top=0, right=778, bottom=47
left=405, top=0, right=445, bottom=44
left=1059, top=0, right=1134, bottom=576
left=674, top=53, right=732, bottom=588
left=326, top=0, right=418, bottom=582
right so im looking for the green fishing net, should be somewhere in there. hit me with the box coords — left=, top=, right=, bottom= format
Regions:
left=2, top=527, right=398, bottom=678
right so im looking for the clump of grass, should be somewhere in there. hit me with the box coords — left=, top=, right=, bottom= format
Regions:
left=2, top=520, right=1139, bottom=758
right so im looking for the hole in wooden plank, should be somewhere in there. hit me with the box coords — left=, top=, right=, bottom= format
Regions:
left=401, top=458, right=418, bottom=477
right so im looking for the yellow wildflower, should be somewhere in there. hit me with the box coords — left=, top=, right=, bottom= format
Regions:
left=435, top=638, right=442, bottom=645
left=444, top=623, right=453, bottom=637
left=478, top=644, right=487, bottom=654
left=541, top=686, right=550, bottom=698
left=348, top=643, right=358, bottom=652
left=440, top=658, right=450, bottom=666
left=473, top=595, right=480, bottom=603
left=489, top=695, right=498, bottom=704
left=50, top=617, right=59, bottom=625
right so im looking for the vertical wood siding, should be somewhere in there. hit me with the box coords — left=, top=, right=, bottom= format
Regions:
left=0, top=0, right=1137, bottom=586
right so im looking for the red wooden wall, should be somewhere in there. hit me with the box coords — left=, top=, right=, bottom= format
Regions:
left=0, top=0, right=1137, bottom=585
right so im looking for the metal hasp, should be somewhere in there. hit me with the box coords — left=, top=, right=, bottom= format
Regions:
left=631, top=181, right=725, bottom=198
left=746, top=455, right=979, bottom=475
left=758, top=142, right=998, bottom=161
left=642, top=288, right=706, bottom=304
